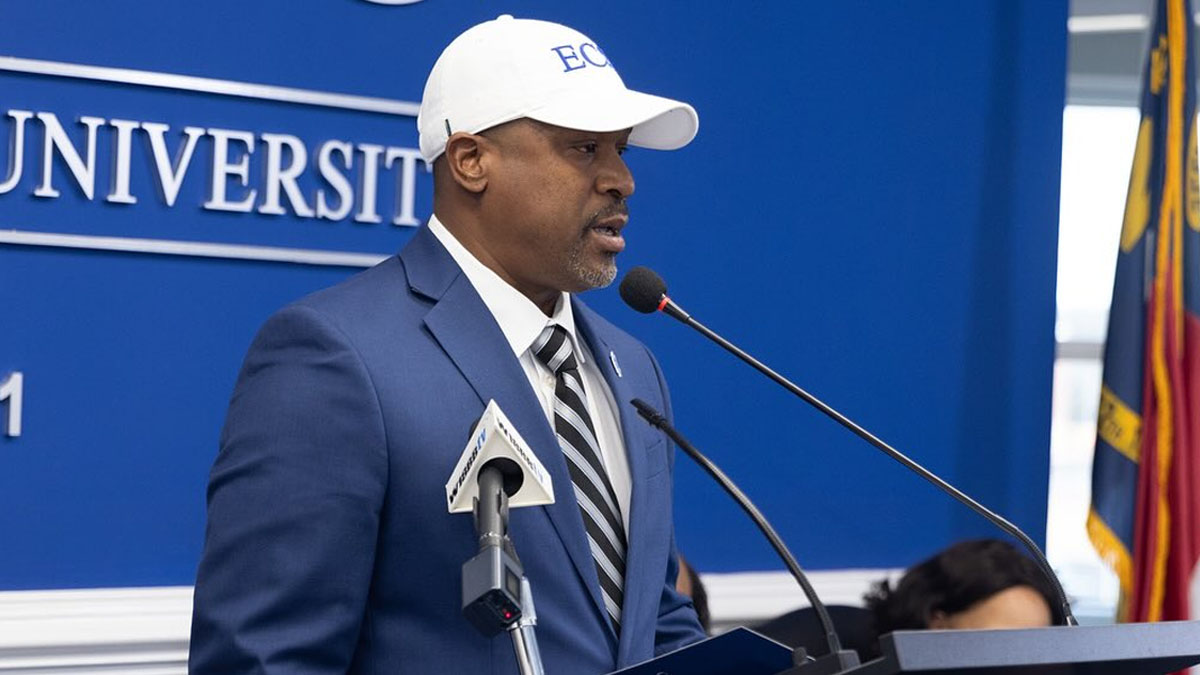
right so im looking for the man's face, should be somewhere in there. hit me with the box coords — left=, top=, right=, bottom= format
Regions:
left=476, top=119, right=634, bottom=304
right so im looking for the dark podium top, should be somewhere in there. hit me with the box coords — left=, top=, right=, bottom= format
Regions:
left=844, top=620, right=1200, bottom=675
left=612, top=620, right=1200, bottom=675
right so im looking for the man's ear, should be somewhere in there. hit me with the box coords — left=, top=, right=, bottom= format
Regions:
left=443, top=132, right=489, bottom=193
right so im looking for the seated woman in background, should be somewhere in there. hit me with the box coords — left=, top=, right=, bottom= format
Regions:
left=867, top=538, right=1058, bottom=632
left=754, top=539, right=1063, bottom=661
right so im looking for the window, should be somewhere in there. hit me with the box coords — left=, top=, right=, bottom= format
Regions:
left=1046, top=104, right=1139, bottom=622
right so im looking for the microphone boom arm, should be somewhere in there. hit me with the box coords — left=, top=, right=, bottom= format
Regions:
left=633, top=399, right=861, bottom=673
left=664, top=302, right=1078, bottom=628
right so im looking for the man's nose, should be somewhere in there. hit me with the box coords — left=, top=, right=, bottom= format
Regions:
left=598, top=152, right=635, bottom=200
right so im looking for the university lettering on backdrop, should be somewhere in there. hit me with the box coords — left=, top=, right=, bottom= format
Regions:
left=0, top=109, right=428, bottom=228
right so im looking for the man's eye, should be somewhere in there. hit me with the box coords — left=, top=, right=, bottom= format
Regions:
left=617, top=146, right=628, bottom=156
left=577, top=142, right=598, bottom=155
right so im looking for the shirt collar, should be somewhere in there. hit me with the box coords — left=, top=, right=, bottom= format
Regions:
left=427, top=214, right=585, bottom=364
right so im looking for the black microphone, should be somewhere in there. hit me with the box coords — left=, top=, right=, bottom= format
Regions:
left=619, top=266, right=1078, bottom=627
left=620, top=266, right=690, bottom=322
left=632, top=399, right=860, bottom=674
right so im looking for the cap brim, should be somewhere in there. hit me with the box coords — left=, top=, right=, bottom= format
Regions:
left=525, top=88, right=698, bottom=150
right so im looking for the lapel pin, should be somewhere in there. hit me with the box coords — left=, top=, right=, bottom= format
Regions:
left=609, top=350, right=623, bottom=378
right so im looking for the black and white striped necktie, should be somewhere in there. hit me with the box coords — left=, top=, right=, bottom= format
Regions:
left=532, top=324, right=626, bottom=633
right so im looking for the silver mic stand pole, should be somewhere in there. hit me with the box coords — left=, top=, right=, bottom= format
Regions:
left=461, top=464, right=546, bottom=675
left=508, top=577, right=545, bottom=675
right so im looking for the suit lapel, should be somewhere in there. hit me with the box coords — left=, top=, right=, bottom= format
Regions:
left=573, top=300, right=669, bottom=662
left=402, top=227, right=615, bottom=639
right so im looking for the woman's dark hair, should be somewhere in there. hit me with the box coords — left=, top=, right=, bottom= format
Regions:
left=861, top=539, right=1063, bottom=657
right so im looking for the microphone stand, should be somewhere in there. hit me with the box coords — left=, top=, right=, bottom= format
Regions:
left=462, top=464, right=546, bottom=675
left=509, top=578, right=544, bottom=675
left=640, top=289, right=1078, bottom=628
left=633, top=399, right=860, bottom=675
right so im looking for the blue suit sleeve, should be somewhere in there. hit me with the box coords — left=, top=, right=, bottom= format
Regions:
left=189, top=304, right=389, bottom=673
left=654, top=541, right=708, bottom=655
left=646, top=348, right=708, bottom=655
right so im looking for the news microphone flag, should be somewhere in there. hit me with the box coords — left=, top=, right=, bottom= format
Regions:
left=1088, top=0, right=1200, bottom=632
left=446, top=400, right=555, bottom=514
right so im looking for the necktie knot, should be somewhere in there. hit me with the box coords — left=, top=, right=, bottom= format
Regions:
left=533, top=324, right=578, bottom=375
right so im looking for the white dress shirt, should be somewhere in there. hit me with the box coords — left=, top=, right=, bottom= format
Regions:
left=428, top=215, right=632, bottom=534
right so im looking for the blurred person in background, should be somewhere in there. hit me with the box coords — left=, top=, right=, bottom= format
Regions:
left=865, top=538, right=1058, bottom=636
left=754, top=539, right=1060, bottom=661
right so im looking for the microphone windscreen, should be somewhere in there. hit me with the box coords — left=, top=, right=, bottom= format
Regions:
left=481, top=457, right=525, bottom=497
left=619, top=266, right=667, bottom=313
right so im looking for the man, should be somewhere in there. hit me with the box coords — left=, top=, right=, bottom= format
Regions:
left=189, top=14, right=705, bottom=674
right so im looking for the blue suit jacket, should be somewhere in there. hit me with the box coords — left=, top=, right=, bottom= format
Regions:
left=189, top=225, right=705, bottom=673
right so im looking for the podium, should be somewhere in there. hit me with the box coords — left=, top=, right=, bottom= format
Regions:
left=838, top=621, right=1200, bottom=674
left=612, top=621, right=1200, bottom=675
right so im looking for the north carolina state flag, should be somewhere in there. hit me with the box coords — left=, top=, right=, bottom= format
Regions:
left=1088, top=0, right=1200, bottom=651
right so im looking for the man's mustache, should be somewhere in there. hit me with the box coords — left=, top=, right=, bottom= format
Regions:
left=586, top=201, right=629, bottom=228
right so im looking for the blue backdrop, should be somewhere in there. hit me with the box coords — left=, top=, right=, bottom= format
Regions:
left=0, top=0, right=1067, bottom=589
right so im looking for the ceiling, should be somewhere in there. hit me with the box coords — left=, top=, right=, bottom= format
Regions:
left=1069, top=0, right=1172, bottom=105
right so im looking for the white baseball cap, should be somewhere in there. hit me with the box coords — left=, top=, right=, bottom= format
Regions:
left=417, top=14, right=699, bottom=163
